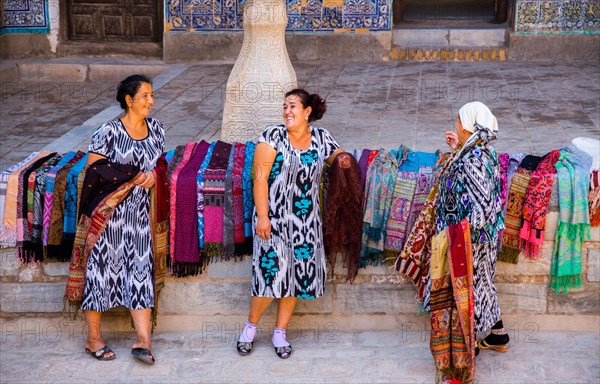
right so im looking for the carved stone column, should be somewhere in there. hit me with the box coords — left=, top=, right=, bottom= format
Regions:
left=221, top=0, right=297, bottom=143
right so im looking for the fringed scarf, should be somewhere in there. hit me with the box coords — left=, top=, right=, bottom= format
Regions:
left=172, top=141, right=209, bottom=277
left=18, top=153, right=58, bottom=262
left=430, top=219, right=476, bottom=384
left=221, top=147, right=237, bottom=260
left=384, top=171, right=417, bottom=260
left=242, top=141, right=256, bottom=252
left=42, top=151, right=78, bottom=246
left=519, top=150, right=561, bottom=260
left=589, top=170, right=600, bottom=226
left=232, top=142, right=247, bottom=256
left=550, top=145, right=592, bottom=294
left=497, top=155, right=543, bottom=264
left=169, top=142, right=197, bottom=266
left=61, top=155, right=89, bottom=258
left=204, top=141, right=232, bottom=259
left=362, top=149, right=398, bottom=266
left=323, top=152, right=363, bottom=282
left=47, top=151, right=86, bottom=261
left=64, top=159, right=142, bottom=314
left=197, top=142, right=216, bottom=253
left=2, top=151, right=47, bottom=248
left=150, top=157, right=169, bottom=330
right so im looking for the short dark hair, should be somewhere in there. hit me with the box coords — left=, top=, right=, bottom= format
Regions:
left=285, top=88, right=327, bottom=122
left=116, top=74, right=153, bottom=110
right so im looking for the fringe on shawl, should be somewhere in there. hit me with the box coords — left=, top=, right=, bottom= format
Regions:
left=549, top=221, right=590, bottom=294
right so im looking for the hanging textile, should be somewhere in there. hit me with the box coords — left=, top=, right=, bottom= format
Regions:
left=497, top=153, right=525, bottom=253
left=519, top=150, right=561, bottom=260
left=550, top=145, right=592, bottom=294
left=232, top=142, right=247, bottom=256
left=221, top=146, right=237, bottom=260
left=61, top=154, right=89, bottom=258
left=197, top=141, right=216, bottom=252
left=242, top=141, right=256, bottom=244
left=589, top=170, right=600, bottom=226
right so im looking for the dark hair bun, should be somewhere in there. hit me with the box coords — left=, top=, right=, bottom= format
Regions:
left=116, top=74, right=153, bottom=110
left=309, top=93, right=327, bottom=122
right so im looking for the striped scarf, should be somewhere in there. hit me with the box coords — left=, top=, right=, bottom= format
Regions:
left=519, top=150, right=561, bottom=260
left=550, top=145, right=592, bottom=294
left=61, top=154, right=89, bottom=259
left=497, top=155, right=543, bottom=264
left=204, top=141, right=232, bottom=259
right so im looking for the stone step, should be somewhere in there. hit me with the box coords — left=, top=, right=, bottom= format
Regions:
left=387, top=47, right=508, bottom=62
left=392, top=27, right=508, bottom=48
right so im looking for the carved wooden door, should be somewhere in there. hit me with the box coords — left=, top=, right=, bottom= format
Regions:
left=67, top=0, right=160, bottom=42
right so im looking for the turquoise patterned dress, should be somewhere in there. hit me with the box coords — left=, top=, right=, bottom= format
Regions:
left=252, top=125, right=340, bottom=299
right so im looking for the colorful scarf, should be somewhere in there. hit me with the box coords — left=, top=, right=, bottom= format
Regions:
left=169, top=142, right=197, bottom=265
left=42, top=151, right=77, bottom=246
left=221, top=147, right=237, bottom=260
left=61, top=154, right=89, bottom=258
left=232, top=142, right=247, bottom=256
left=197, top=142, right=216, bottom=251
left=46, top=152, right=86, bottom=261
left=497, top=153, right=525, bottom=253
left=589, top=170, right=600, bottom=226
left=0, top=151, right=40, bottom=247
left=323, top=152, right=364, bottom=282
left=497, top=155, right=543, bottom=264
left=384, top=171, right=417, bottom=259
left=173, top=141, right=209, bottom=276
left=242, top=141, right=255, bottom=248
left=498, top=153, right=510, bottom=205
left=430, top=220, right=476, bottom=384
left=358, top=148, right=372, bottom=189
left=204, top=141, right=232, bottom=259
left=550, top=145, right=592, bottom=294
left=18, top=153, right=57, bottom=262
left=65, top=159, right=142, bottom=314
left=408, top=166, right=437, bottom=238
left=519, top=150, right=561, bottom=260
left=150, top=156, right=169, bottom=329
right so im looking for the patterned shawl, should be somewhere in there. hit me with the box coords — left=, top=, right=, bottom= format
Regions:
left=18, top=153, right=58, bottom=262
left=61, top=155, right=89, bottom=258
left=197, top=142, right=216, bottom=253
left=221, top=147, right=237, bottom=260
left=384, top=171, right=417, bottom=259
left=497, top=153, right=525, bottom=253
left=323, top=152, right=364, bottom=282
left=46, top=152, right=86, bottom=261
left=65, top=159, right=142, bottom=314
left=242, top=141, right=256, bottom=250
left=169, top=142, right=197, bottom=264
left=150, top=157, right=169, bottom=329
left=589, top=170, right=600, bottom=226
left=497, top=155, right=543, bottom=264
left=204, top=141, right=232, bottom=259
left=232, top=142, right=247, bottom=256
left=519, top=150, right=561, bottom=260
left=172, top=141, right=209, bottom=276
left=550, top=145, right=592, bottom=294
left=0, top=151, right=40, bottom=247
left=42, top=151, right=78, bottom=246
left=430, top=220, right=476, bottom=384
left=362, top=149, right=399, bottom=266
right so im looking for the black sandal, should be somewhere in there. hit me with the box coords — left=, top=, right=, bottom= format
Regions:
left=132, top=347, right=155, bottom=365
left=85, top=345, right=116, bottom=361
left=274, top=345, right=292, bottom=359
left=237, top=341, right=253, bottom=356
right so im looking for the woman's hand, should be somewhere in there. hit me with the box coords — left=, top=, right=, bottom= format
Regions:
left=445, top=131, right=459, bottom=151
left=136, top=171, right=156, bottom=189
left=255, top=216, right=271, bottom=241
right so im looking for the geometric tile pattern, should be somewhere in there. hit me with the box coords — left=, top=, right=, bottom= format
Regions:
left=1, top=0, right=50, bottom=34
left=165, top=0, right=391, bottom=32
left=515, top=0, right=600, bottom=34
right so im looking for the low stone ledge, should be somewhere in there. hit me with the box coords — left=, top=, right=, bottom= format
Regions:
left=18, top=63, right=87, bottom=82
left=496, top=283, right=547, bottom=314
left=335, top=283, right=417, bottom=314
left=588, top=247, right=600, bottom=282
left=547, top=285, right=600, bottom=314
left=0, top=283, right=65, bottom=313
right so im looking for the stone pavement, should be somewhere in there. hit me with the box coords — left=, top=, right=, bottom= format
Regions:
left=0, top=322, right=598, bottom=384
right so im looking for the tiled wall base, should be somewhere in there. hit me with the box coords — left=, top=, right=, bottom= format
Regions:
left=388, top=47, right=508, bottom=61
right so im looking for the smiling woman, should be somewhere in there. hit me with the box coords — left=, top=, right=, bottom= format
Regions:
left=73, top=74, right=166, bottom=365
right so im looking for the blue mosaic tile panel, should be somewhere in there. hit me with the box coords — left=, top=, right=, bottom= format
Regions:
left=1, top=0, right=49, bottom=34
left=515, top=0, right=600, bottom=33
left=166, top=0, right=391, bottom=32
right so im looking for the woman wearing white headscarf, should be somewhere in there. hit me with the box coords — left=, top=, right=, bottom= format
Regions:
left=439, top=101, right=509, bottom=352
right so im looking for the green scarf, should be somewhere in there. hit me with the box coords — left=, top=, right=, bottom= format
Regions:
left=550, top=145, right=592, bottom=294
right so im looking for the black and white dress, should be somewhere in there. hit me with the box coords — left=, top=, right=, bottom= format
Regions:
left=252, top=125, right=340, bottom=299
left=81, top=118, right=165, bottom=312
